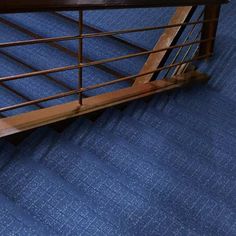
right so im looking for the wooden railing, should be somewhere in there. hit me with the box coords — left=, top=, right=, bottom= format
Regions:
left=0, top=0, right=228, bottom=12
left=0, top=0, right=228, bottom=137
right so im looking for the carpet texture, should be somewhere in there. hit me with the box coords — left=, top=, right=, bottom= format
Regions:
left=0, top=2, right=235, bottom=236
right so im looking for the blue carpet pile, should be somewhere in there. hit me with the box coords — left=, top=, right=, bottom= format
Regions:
left=0, top=3, right=235, bottom=236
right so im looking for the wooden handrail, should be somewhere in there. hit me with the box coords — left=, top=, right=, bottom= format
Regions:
left=0, top=0, right=229, bottom=13
left=134, top=6, right=195, bottom=85
left=199, top=4, right=221, bottom=57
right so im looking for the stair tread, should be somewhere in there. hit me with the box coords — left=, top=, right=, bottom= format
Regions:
left=0, top=154, right=119, bottom=235
left=34, top=135, right=192, bottom=235
left=126, top=100, right=236, bottom=175
left=0, top=192, right=54, bottom=235
left=153, top=95, right=236, bottom=145
left=174, top=87, right=236, bottom=122
left=63, top=113, right=236, bottom=235
left=0, top=140, right=15, bottom=169
left=61, top=120, right=205, bottom=234
left=97, top=109, right=236, bottom=205
left=14, top=124, right=194, bottom=235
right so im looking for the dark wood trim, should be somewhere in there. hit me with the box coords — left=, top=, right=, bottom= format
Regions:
left=198, top=4, right=221, bottom=57
left=0, top=70, right=209, bottom=138
left=0, top=0, right=228, bottom=13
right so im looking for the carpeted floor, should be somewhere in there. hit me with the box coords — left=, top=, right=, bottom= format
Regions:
left=0, top=2, right=235, bottom=235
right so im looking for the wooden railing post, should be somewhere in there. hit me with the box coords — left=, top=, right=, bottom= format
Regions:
left=133, top=6, right=196, bottom=86
left=198, top=4, right=221, bottom=58
left=78, top=10, right=83, bottom=105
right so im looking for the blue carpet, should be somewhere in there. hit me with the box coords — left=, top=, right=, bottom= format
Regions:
left=0, top=2, right=236, bottom=235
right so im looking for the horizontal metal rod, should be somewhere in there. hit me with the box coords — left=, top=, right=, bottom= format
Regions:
left=0, top=53, right=211, bottom=112
left=81, top=38, right=214, bottom=67
left=81, top=53, right=212, bottom=92
left=0, top=35, right=79, bottom=48
left=0, top=65, right=78, bottom=82
left=0, top=90, right=77, bottom=112
left=0, top=16, right=125, bottom=79
left=0, top=18, right=217, bottom=48
left=53, top=12, right=147, bottom=52
left=0, top=50, right=74, bottom=91
left=0, top=37, right=214, bottom=83
left=82, top=18, right=218, bottom=39
left=1, top=82, right=43, bottom=108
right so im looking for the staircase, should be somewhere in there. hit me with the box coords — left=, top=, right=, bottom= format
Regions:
left=1, top=88, right=236, bottom=235
left=0, top=1, right=236, bottom=235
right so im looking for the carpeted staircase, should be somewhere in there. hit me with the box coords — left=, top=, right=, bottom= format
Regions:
left=0, top=3, right=236, bottom=236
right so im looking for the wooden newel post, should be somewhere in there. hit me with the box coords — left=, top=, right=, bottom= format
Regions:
left=78, top=10, right=83, bottom=105
left=199, top=4, right=221, bottom=58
